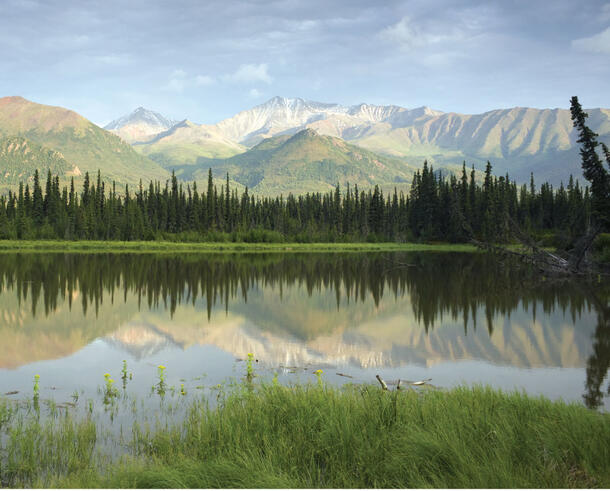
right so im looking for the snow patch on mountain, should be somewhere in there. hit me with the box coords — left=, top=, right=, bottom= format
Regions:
left=105, top=107, right=178, bottom=144
left=105, top=107, right=176, bottom=131
left=213, top=96, right=445, bottom=144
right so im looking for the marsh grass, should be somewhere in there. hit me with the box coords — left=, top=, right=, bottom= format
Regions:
left=0, top=240, right=478, bottom=254
left=1, top=410, right=98, bottom=487
left=1, top=382, right=608, bottom=488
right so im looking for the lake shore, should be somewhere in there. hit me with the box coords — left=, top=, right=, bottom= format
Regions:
left=1, top=383, right=608, bottom=488
left=0, top=240, right=478, bottom=253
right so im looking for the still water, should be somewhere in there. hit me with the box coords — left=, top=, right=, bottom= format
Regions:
left=0, top=251, right=608, bottom=410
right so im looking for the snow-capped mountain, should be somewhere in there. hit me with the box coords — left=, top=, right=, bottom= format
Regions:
left=213, top=96, right=443, bottom=145
left=106, top=96, right=610, bottom=186
left=105, top=107, right=177, bottom=144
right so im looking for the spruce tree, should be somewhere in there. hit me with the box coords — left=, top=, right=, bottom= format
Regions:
left=570, top=96, right=610, bottom=226
left=32, top=169, right=44, bottom=226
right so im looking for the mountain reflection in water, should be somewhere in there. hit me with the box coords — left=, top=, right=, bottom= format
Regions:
left=0, top=252, right=608, bottom=409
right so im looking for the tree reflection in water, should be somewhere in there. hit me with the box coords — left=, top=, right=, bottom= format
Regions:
left=0, top=251, right=607, bottom=408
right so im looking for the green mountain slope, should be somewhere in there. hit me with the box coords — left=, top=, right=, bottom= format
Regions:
left=180, top=129, right=424, bottom=195
left=134, top=120, right=246, bottom=167
left=0, top=136, right=76, bottom=192
left=0, top=96, right=169, bottom=188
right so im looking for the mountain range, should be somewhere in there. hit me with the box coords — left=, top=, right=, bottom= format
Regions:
left=109, top=96, right=610, bottom=188
left=0, top=95, right=608, bottom=196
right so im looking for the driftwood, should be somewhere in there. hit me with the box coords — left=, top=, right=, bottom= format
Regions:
left=411, top=378, right=432, bottom=386
left=472, top=216, right=606, bottom=276
left=471, top=239, right=573, bottom=275
left=376, top=376, right=434, bottom=390
left=336, top=372, right=353, bottom=379
left=375, top=374, right=388, bottom=390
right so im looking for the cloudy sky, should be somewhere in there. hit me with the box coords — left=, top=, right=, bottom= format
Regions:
left=1, top=0, right=608, bottom=126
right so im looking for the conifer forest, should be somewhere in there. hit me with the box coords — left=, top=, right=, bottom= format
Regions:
left=0, top=162, right=592, bottom=244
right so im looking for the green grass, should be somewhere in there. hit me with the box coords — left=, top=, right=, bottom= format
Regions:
left=0, top=240, right=478, bottom=254
left=1, top=384, right=608, bottom=488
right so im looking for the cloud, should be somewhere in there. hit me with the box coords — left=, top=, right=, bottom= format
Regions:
left=163, top=70, right=215, bottom=92
left=379, top=16, right=422, bottom=50
left=195, top=75, right=215, bottom=86
left=164, top=69, right=187, bottom=92
left=379, top=15, right=467, bottom=51
left=224, top=63, right=272, bottom=84
left=572, top=27, right=610, bottom=55
left=248, top=88, right=262, bottom=98
left=287, top=19, right=320, bottom=31
left=93, top=54, right=130, bottom=66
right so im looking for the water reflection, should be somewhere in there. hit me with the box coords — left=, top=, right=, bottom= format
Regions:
left=0, top=252, right=608, bottom=409
left=582, top=285, right=610, bottom=409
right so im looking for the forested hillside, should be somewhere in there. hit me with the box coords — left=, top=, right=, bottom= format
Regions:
left=0, top=96, right=169, bottom=188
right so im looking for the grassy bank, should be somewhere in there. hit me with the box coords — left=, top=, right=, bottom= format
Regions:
left=1, top=384, right=608, bottom=488
left=0, top=240, right=477, bottom=253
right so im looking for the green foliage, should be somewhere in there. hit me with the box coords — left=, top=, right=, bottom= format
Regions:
left=102, top=373, right=118, bottom=404
left=570, top=96, right=610, bottom=227
left=594, top=233, right=610, bottom=263
left=0, top=96, right=168, bottom=192
left=156, top=365, right=167, bottom=397
left=1, top=385, right=608, bottom=488
left=0, top=137, right=71, bottom=191
left=0, top=160, right=593, bottom=246
left=138, top=141, right=245, bottom=167
left=183, top=130, right=416, bottom=196
left=0, top=240, right=469, bottom=252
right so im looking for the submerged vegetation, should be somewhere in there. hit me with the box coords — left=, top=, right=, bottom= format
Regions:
left=0, top=369, right=608, bottom=488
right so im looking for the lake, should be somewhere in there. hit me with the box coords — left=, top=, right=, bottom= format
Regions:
left=0, top=251, right=608, bottom=411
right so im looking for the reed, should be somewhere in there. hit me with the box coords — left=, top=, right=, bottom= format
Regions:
left=1, top=382, right=608, bottom=488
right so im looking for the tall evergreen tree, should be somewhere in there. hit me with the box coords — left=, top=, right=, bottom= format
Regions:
left=570, top=96, right=610, bottom=226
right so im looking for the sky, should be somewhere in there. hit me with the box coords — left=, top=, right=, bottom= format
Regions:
left=1, top=0, right=609, bottom=126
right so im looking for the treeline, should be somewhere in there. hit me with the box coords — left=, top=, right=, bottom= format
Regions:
left=0, top=163, right=593, bottom=242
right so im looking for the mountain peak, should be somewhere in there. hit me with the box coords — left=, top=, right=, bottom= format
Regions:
left=296, top=127, right=318, bottom=138
left=265, top=96, right=303, bottom=105
left=105, top=107, right=176, bottom=131
left=172, top=119, right=196, bottom=129
left=261, top=96, right=339, bottom=111
left=104, top=107, right=178, bottom=144
left=413, top=105, right=441, bottom=116
left=284, top=127, right=320, bottom=145
left=0, top=95, right=28, bottom=105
